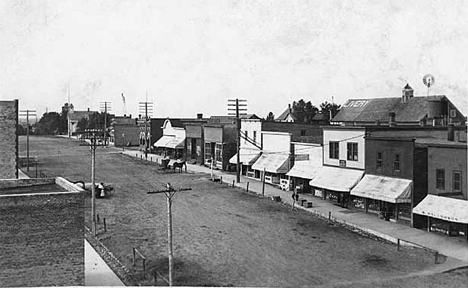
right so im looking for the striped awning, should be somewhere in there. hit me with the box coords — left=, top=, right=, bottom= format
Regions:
left=229, top=149, right=261, bottom=165
left=413, top=195, right=468, bottom=224
left=286, top=161, right=322, bottom=180
left=251, top=153, right=290, bottom=174
left=154, top=135, right=185, bottom=149
left=309, top=166, right=364, bottom=193
left=351, top=175, right=412, bottom=203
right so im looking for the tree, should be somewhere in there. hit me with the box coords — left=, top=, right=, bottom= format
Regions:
left=291, top=99, right=318, bottom=124
left=60, top=103, right=74, bottom=134
left=36, top=112, right=61, bottom=135
left=320, top=101, right=341, bottom=121
left=266, top=112, right=275, bottom=121
left=77, top=112, right=112, bottom=136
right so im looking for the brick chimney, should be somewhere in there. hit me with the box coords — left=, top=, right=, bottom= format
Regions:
left=402, top=83, right=414, bottom=103
left=389, top=112, right=396, bottom=127
left=197, top=113, right=203, bottom=119
left=447, top=124, right=455, bottom=141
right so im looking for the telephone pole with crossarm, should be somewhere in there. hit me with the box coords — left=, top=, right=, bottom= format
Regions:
left=147, top=183, right=192, bottom=286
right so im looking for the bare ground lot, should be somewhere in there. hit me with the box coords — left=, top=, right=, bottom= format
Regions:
left=20, top=136, right=468, bottom=287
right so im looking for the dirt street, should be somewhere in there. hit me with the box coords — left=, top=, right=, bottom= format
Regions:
left=20, top=136, right=468, bottom=287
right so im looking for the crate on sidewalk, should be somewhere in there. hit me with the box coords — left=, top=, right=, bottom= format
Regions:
left=271, top=196, right=281, bottom=202
left=303, top=201, right=313, bottom=208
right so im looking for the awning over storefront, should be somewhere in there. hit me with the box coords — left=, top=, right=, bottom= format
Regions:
left=154, top=135, right=185, bottom=149
left=251, top=153, right=289, bottom=174
left=350, top=175, right=412, bottom=203
left=309, top=166, right=363, bottom=193
left=286, top=161, right=322, bottom=180
left=413, top=195, right=468, bottom=224
left=229, top=149, right=261, bottom=165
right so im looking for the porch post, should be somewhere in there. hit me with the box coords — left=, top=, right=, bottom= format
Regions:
left=395, top=204, right=399, bottom=221
left=364, top=198, right=368, bottom=213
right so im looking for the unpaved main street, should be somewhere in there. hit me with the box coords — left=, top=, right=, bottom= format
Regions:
left=21, top=136, right=467, bottom=287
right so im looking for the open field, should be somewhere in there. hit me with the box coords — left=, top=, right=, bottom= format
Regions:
left=20, top=136, right=468, bottom=287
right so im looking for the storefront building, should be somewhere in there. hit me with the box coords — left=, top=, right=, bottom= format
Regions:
left=203, top=119, right=237, bottom=171
left=286, top=142, right=322, bottom=193
left=412, top=137, right=467, bottom=241
left=229, top=118, right=262, bottom=175
left=310, top=126, right=365, bottom=207
left=185, top=123, right=204, bottom=164
left=350, top=136, right=415, bottom=222
left=251, top=131, right=292, bottom=186
left=153, top=119, right=186, bottom=159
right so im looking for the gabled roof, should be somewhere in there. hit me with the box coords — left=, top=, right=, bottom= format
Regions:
left=240, top=114, right=261, bottom=120
left=275, top=108, right=296, bottom=121
left=332, top=96, right=446, bottom=123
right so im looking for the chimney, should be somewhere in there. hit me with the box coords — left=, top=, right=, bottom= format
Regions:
left=124, top=114, right=126, bottom=118
left=402, top=83, right=414, bottom=103
left=389, top=112, right=396, bottom=127
left=197, top=113, right=203, bottom=119
left=447, top=124, right=455, bottom=141
left=87, top=108, right=90, bottom=112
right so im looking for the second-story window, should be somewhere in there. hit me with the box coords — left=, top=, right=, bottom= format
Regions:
left=245, top=131, right=248, bottom=144
left=253, top=131, right=257, bottom=144
left=453, top=171, right=462, bottom=192
left=394, top=154, right=400, bottom=172
left=347, top=142, right=358, bottom=161
left=436, top=169, right=445, bottom=190
left=300, top=129, right=306, bottom=136
left=376, top=152, right=383, bottom=171
left=329, top=141, right=339, bottom=159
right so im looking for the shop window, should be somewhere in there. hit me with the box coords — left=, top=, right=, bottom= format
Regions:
left=376, top=152, right=383, bottom=171
left=204, top=142, right=212, bottom=161
left=394, top=154, right=400, bottom=172
left=453, top=171, right=462, bottom=192
left=436, top=169, right=445, bottom=190
left=347, top=142, right=358, bottom=161
left=215, top=143, right=223, bottom=163
left=329, top=141, right=339, bottom=159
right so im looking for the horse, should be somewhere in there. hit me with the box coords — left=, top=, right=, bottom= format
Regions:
left=172, top=161, right=186, bottom=173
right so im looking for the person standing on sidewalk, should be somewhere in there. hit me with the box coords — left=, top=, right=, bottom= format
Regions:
left=292, top=188, right=299, bottom=210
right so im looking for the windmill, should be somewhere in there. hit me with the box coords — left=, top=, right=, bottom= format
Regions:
left=423, top=74, right=435, bottom=97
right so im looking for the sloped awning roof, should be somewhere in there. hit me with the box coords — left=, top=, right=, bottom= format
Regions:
left=229, top=149, right=261, bottom=165
left=286, top=161, right=322, bottom=180
left=309, top=166, right=364, bottom=193
left=350, top=175, right=412, bottom=203
left=154, top=135, right=185, bottom=149
left=413, top=195, right=468, bottom=224
left=251, top=153, right=290, bottom=174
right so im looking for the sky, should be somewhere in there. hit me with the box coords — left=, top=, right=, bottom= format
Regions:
left=1, top=0, right=467, bottom=120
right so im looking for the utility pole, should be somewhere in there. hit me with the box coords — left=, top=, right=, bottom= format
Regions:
left=19, top=109, right=36, bottom=172
left=139, top=98, right=153, bottom=160
left=147, top=183, right=192, bottom=287
left=228, top=99, right=247, bottom=183
left=100, top=102, right=112, bottom=146
left=80, top=129, right=105, bottom=236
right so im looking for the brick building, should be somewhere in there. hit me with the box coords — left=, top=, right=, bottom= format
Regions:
left=412, top=136, right=468, bottom=241
left=0, top=100, right=19, bottom=179
left=0, top=177, right=85, bottom=286
left=111, top=115, right=139, bottom=147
